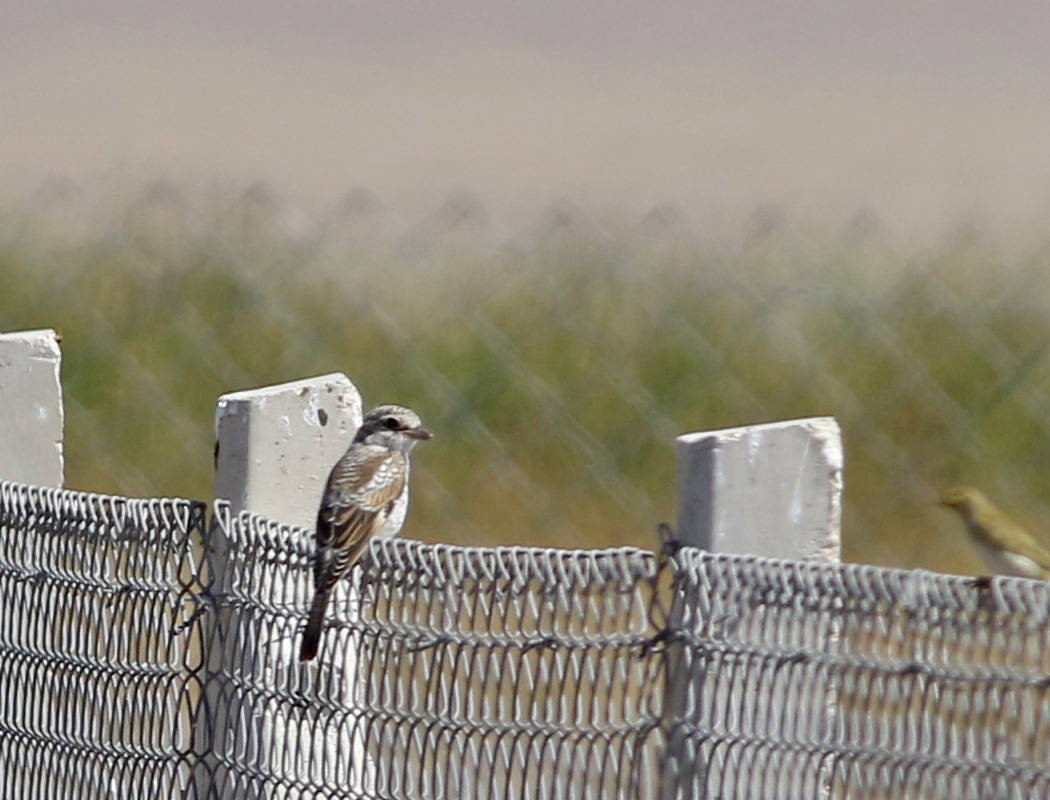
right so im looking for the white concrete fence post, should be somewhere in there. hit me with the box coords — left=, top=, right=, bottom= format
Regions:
left=213, top=373, right=363, bottom=527
left=0, top=329, right=64, bottom=486
left=666, top=417, right=843, bottom=800
left=201, top=373, right=363, bottom=799
left=675, top=417, right=843, bottom=559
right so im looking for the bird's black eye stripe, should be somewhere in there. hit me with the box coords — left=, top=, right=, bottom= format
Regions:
left=383, top=416, right=400, bottom=430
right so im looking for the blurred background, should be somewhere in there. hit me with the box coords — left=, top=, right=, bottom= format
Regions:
left=3, top=2, right=1050, bottom=574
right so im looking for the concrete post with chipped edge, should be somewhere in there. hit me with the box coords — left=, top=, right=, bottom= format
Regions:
left=0, top=329, right=64, bottom=487
left=675, top=416, right=842, bottom=559
left=213, top=372, right=363, bottom=527
left=205, top=373, right=363, bottom=798
left=664, top=417, right=843, bottom=800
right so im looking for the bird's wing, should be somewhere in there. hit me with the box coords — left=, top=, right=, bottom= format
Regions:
left=976, top=516, right=1050, bottom=573
left=314, top=446, right=407, bottom=587
left=1005, top=531, right=1050, bottom=573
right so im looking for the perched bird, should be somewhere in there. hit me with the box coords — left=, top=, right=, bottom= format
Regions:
left=940, top=486, right=1050, bottom=581
left=300, top=404, right=431, bottom=661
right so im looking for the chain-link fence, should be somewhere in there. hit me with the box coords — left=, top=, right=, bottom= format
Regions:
left=3, top=477, right=1049, bottom=799
left=665, top=550, right=1050, bottom=800
left=0, top=481, right=209, bottom=798
left=190, top=499, right=666, bottom=800
left=4, top=180, right=1050, bottom=577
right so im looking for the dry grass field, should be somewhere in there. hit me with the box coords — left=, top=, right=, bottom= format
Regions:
left=3, top=181, right=1050, bottom=577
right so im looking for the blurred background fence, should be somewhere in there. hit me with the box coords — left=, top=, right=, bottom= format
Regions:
left=4, top=178, right=1050, bottom=574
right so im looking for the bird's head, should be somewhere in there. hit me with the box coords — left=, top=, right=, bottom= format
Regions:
left=939, top=486, right=989, bottom=520
left=355, top=405, right=432, bottom=453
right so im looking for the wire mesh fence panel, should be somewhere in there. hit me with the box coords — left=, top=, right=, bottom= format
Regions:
left=664, top=549, right=1050, bottom=800
left=199, top=505, right=349, bottom=800
left=206, top=508, right=667, bottom=800
left=0, top=480, right=210, bottom=800
left=3, top=476, right=1050, bottom=799
left=360, top=538, right=666, bottom=800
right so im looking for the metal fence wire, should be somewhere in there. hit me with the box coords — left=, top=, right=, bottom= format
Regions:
left=664, top=551, right=1050, bottom=800
left=0, top=480, right=209, bottom=798
left=1, top=479, right=1050, bottom=799
left=207, top=504, right=665, bottom=800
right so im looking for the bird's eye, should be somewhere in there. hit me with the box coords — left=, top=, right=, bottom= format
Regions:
left=383, top=417, right=400, bottom=430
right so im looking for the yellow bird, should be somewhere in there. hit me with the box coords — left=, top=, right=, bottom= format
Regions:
left=940, top=486, right=1050, bottom=581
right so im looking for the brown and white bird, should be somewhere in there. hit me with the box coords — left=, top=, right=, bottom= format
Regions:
left=300, top=404, right=431, bottom=661
left=940, top=486, right=1050, bottom=581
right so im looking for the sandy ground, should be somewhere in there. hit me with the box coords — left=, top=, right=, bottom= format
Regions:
left=3, top=2, right=1050, bottom=236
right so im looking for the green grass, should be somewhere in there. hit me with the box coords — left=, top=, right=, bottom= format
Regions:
left=4, top=186, right=1050, bottom=577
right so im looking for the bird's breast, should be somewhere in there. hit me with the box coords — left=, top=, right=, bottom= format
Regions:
left=375, top=490, right=409, bottom=540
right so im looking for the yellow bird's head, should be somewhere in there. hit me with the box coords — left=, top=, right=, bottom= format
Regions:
left=939, top=486, right=988, bottom=520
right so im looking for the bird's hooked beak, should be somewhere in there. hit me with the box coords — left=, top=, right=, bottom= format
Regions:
left=408, top=427, right=433, bottom=441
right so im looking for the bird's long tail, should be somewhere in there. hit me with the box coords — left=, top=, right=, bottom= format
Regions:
left=299, top=588, right=330, bottom=661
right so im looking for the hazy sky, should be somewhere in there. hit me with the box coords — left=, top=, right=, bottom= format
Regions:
left=4, top=2, right=1050, bottom=232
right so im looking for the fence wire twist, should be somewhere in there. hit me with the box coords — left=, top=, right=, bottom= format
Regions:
left=1, top=479, right=1049, bottom=799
